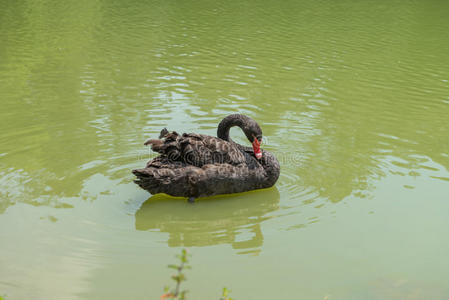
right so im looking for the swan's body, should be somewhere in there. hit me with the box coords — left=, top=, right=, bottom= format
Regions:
left=132, top=114, right=280, bottom=200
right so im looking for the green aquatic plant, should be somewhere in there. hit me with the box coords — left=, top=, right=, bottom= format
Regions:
left=161, top=249, right=233, bottom=300
left=220, top=287, right=234, bottom=300
left=161, top=248, right=191, bottom=300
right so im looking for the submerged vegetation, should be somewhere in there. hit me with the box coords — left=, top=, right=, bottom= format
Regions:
left=162, top=249, right=234, bottom=300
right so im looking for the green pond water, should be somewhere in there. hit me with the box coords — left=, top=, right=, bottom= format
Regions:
left=1, top=0, right=449, bottom=299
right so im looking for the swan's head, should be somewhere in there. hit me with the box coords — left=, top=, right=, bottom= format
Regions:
left=242, top=119, right=263, bottom=160
left=252, top=135, right=262, bottom=160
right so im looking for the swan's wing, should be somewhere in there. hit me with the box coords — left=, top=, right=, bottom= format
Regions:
left=144, top=131, right=182, bottom=160
left=145, top=155, right=186, bottom=169
left=180, top=133, right=247, bottom=167
left=143, top=130, right=247, bottom=167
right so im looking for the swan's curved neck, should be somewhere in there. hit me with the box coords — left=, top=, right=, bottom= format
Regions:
left=217, top=114, right=247, bottom=142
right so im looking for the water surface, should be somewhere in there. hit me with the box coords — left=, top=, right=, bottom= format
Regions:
left=1, top=0, right=449, bottom=299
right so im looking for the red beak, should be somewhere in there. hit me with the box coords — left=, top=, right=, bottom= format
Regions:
left=252, top=138, right=262, bottom=159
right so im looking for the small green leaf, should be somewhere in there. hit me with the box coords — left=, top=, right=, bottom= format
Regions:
left=221, top=287, right=233, bottom=300
left=179, top=290, right=188, bottom=300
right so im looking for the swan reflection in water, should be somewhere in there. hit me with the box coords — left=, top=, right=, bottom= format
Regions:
left=135, top=187, right=280, bottom=255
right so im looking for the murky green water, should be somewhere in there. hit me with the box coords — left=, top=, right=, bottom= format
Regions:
left=1, top=0, right=449, bottom=299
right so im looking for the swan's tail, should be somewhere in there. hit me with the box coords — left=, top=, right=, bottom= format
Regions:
left=132, top=157, right=199, bottom=197
left=132, top=167, right=171, bottom=194
left=132, top=167, right=190, bottom=196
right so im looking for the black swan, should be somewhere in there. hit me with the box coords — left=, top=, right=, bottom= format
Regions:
left=132, top=114, right=280, bottom=201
